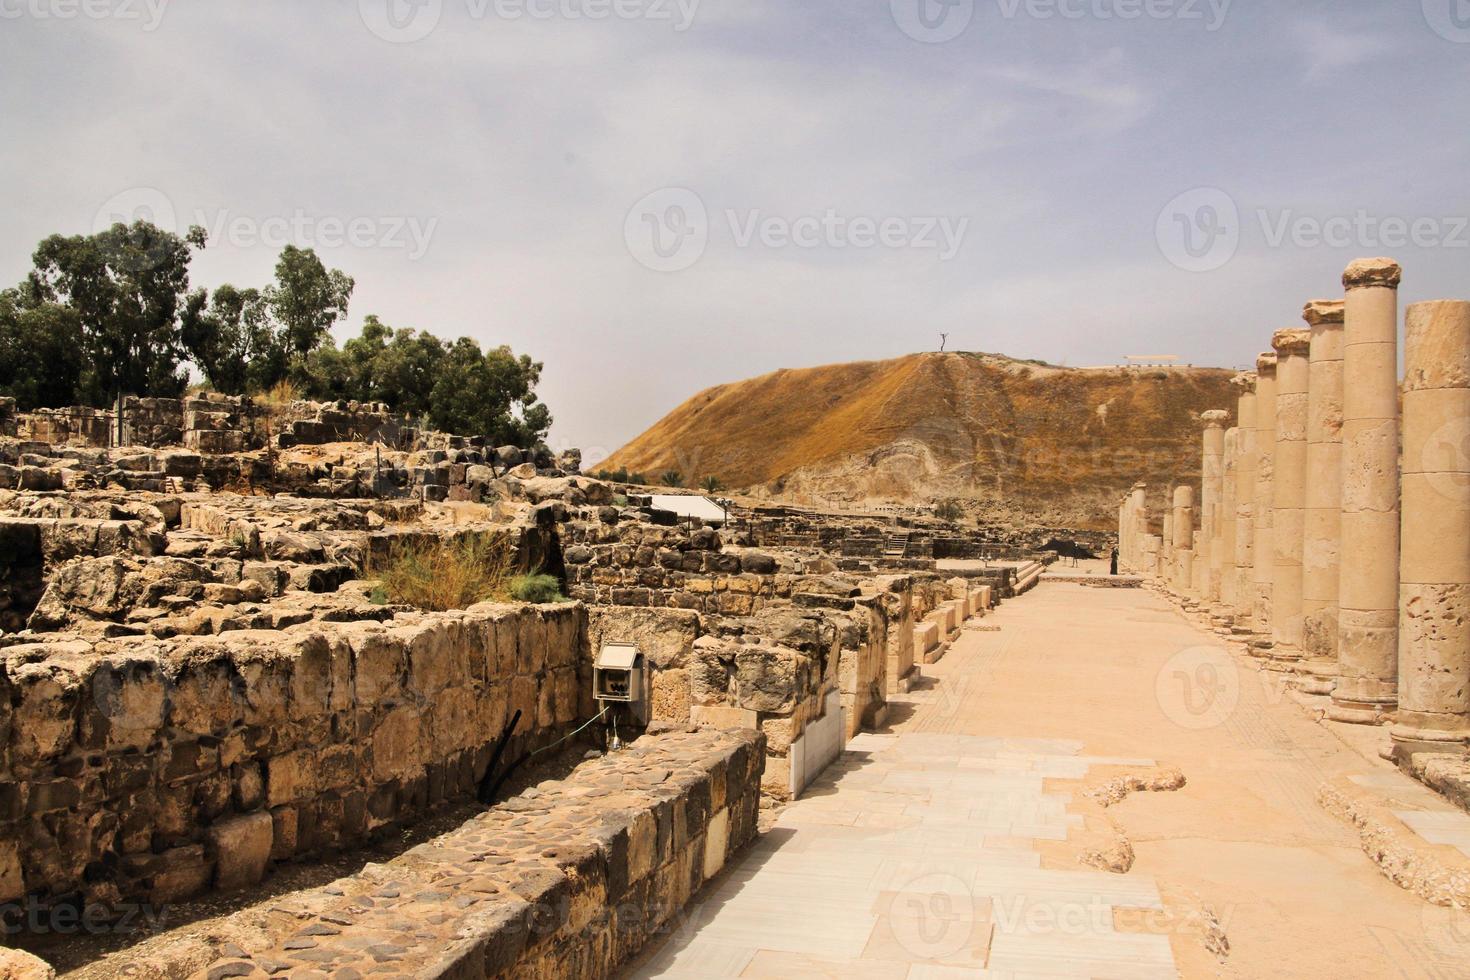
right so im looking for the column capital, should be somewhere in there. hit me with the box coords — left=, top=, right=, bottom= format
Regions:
left=1303, top=299, right=1346, bottom=326
left=1272, top=328, right=1311, bottom=357
left=1256, top=352, right=1278, bottom=375
left=1200, top=409, right=1231, bottom=429
left=1230, top=371, right=1257, bottom=392
left=1342, top=257, right=1402, bottom=291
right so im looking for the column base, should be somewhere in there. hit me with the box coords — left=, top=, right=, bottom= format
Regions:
left=1246, top=637, right=1274, bottom=659
left=1327, top=694, right=1396, bottom=726
left=1389, top=715, right=1470, bottom=753
left=1291, top=658, right=1337, bottom=696
left=1265, top=642, right=1302, bottom=671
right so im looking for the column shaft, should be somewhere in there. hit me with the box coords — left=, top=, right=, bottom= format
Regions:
left=1331, top=258, right=1403, bottom=724
left=1271, top=330, right=1311, bottom=662
left=1393, top=300, right=1470, bottom=748
left=1252, top=354, right=1279, bottom=642
left=1299, top=300, right=1346, bottom=693
left=1233, top=379, right=1257, bottom=622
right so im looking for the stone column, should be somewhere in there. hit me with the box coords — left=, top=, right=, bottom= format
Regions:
left=1251, top=353, right=1279, bottom=648
left=1392, top=300, right=1470, bottom=751
left=1219, top=426, right=1239, bottom=614
left=1232, top=374, right=1257, bottom=623
left=1162, top=505, right=1174, bottom=581
left=1129, top=483, right=1147, bottom=574
left=1172, top=485, right=1194, bottom=593
left=1270, top=329, right=1312, bottom=666
left=1200, top=410, right=1229, bottom=604
left=1298, top=300, right=1347, bottom=694
left=1331, top=258, right=1403, bottom=724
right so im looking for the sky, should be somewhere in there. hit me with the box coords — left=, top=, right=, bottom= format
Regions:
left=2, top=0, right=1468, bottom=464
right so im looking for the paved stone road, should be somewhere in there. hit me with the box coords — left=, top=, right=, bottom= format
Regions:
left=628, top=581, right=1470, bottom=979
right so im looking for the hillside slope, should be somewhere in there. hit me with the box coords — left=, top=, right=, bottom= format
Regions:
left=603, top=352, right=1239, bottom=528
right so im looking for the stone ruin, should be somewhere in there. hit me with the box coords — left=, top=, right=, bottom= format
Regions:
left=0, top=401, right=1058, bottom=979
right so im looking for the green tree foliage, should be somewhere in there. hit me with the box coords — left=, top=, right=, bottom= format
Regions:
left=10, top=220, right=206, bottom=406
left=1, top=224, right=553, bottom=448
left=267, top=245, right=354, bottom=359
left=179, top=284, right=280, bottom=395
left=298, top=320, right=552, bottom=448
left=700, top=475, right=725, bottom=493
left=661, top=470, right=684, bottom=487
left=0, top=290, right=83, bottom=409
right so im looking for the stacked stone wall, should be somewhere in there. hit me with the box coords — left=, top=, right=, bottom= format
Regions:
left=0, top=604, right=588, bottom=912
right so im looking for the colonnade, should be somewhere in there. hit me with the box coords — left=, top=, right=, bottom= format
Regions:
left=1116, top=259, right=1470, bottom=755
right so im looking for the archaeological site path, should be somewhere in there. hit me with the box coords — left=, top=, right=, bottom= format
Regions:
left=627, top=577, right=1470, bottom=978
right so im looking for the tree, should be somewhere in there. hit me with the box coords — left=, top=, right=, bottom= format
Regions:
left=0, top=290, right=83, bottom=409
left=180, top=284, right=280, bottom=395
left=265, top=246, right=354, bottom=359
left=26, top=220, right=206, bottom=405
left=661, top=470, right=684, bottom=487
left=428, top=337, right=552, bottom=447
left=700, top=475, right=724, bottom=493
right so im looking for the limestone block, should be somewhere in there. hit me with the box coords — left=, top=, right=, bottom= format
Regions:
left=703, top=808, right=730, bottom=880
left=691, top=705, right=759, bottom=729
left=209, top=810, right=274, bottom=890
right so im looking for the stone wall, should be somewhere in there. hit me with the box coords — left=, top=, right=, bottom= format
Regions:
left=94, top=727, right=765, bottom=980
left=0, top=604, right=588, bottom=911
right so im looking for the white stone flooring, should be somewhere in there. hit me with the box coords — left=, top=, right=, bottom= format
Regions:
left=630, top=730, right=1176, bottom=977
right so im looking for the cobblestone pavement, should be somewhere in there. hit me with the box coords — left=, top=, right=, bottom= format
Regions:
left=629, top=582, right=1470, bottom=979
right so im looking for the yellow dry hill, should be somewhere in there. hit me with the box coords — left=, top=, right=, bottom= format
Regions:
left=602, top=352, right=1238, bottom=528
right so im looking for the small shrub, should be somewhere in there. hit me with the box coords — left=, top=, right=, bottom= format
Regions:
left=258, top=379, right=302, bottom=409
left=367, top=533, right=513, bottom=611
left=661, top=470, right=684, bottom=487
left=700, top=475, right=724, bottom=493
left=368, top=583, right=389, bottom=606
left=509, top=573, right=564, bottom=604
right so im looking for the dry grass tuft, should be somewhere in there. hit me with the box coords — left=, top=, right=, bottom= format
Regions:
left=368, top=533, right=516, bottom=611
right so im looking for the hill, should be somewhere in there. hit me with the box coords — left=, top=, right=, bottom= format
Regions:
left=601, top=352, right=1240, bottom=529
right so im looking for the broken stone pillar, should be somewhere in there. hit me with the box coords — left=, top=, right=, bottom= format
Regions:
left=1172, top=485, right=1195, bottom=593
left=1392, top=300, right=1470, bottom=751
left=1270, top=328, right=1312, bottom=666
left=1232, top=374, right=1257, bottom=622
left=1200, top=410, right=1229, bottom=604
left=1298, top=300, right=1347, bottom=694
left=1331, top=258, right=1403, bottom=725
left=1251, top=353, right=1279, bottom=644
left=1219, top=426, right=1239, bottom=613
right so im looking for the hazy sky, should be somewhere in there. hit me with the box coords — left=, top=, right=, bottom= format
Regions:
left=3, top=0, right=1468, bottom=463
